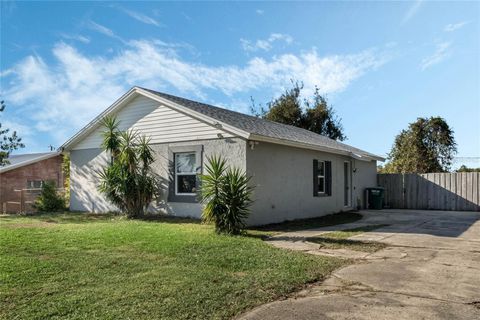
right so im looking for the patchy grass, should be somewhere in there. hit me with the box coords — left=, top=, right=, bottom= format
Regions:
left=248, top=211, right=363, bottom=238
left=0, top=212, right=345, bottom=320
left=307, top=224, right=389, bottom=253
left=319, top=224, right=389, bottom=240
left=307, top=237, right=387, bottom=253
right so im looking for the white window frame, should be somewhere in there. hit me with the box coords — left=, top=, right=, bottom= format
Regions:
left=174, top=152, right=197, bottom=196
left=317, top=161, right=326, bottom=195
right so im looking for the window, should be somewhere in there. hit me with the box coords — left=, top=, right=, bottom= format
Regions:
left=313, top=159, right=332, bottom=197
left=26, top=180, right=44, bottom=189
left=317, top=161, right=325, bottom=194
left=175, top=152, right=197, bottom=195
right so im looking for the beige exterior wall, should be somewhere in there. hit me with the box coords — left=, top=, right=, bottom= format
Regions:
left=245, top=141, right=377, bottom=225
left=70, top=138, right=247, bottom=218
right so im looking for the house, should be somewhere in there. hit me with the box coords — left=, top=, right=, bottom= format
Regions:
left=0, top=152, right=64, bottom=213
left=61, top=87, right=384, bottom=225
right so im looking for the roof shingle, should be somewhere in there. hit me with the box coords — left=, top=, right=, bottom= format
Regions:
left=141, top=88, right=382, bottom=160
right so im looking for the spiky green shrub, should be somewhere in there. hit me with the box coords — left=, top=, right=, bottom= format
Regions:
left=200, top=155, right=254, bottom=235
left=34, top=181, right=65, bottom=212
left=97, top=116, right=158, bottom=218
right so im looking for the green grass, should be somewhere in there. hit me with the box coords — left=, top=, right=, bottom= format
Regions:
left=319, top=224, right=389, bottom=240
left=307, top=224, right=389, bottom=253
left=0, top=213, right=345, bottom=320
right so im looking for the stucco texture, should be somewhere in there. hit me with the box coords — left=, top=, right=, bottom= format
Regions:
left=69, top=138, right=247, bottom=218
left=245, top=142, right=377, bottom=225
left=70, top=138, right=377, bottom=225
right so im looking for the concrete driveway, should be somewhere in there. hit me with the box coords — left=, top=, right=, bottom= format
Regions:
left=239, top=210, right=480, bottom=320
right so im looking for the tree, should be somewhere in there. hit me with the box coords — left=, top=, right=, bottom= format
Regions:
left=251, top=82, right=346, bottom=141
left=384, top=117, right=457, bottom=173
left=456, top=165, right=480, bottom=173
left=199, top=155, right=254, bottom=235
left=1, top=100, right=25, bottom=166
left=97, top=116, right=158, bottom=218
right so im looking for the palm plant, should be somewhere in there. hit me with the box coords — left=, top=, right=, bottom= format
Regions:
left=200, top=155, right=254, bottom=235
left=98, top=116, right=158, bottom=218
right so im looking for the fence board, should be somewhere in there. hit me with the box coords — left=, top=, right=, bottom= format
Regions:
left=377, top=172, right=480, bottom=211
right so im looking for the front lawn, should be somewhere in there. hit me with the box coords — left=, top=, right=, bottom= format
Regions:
left=0, top=213, right=344, bottom=320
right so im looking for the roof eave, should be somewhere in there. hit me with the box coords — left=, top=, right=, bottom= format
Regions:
left=136, top=88, right=251, bottom=139
left=61, top=87, right=139, bottom=151
left=61, top=87, right=251, bottom=151
left=249, top=134, right=384, bottom=161
left=0, top=152, right=61, bottom=174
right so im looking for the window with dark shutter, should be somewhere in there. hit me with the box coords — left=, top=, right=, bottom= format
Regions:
left=313, top=159, right=332, bottom=197
left=325, top=161, right=332, bottom=196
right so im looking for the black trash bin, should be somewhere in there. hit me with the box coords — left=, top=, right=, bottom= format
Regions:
left=365, top=187, right=384, bottom=210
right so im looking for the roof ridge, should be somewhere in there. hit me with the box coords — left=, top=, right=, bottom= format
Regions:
left=139, top=87, right=345, bottom=142
left=134, top=87, right=383, bottom=161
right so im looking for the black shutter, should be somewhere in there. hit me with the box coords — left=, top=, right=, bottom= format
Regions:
left=313, top=159, right=319, bottom=196
left=325, top=161, right=332, bottom=196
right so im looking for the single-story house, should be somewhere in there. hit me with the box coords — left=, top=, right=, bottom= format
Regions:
left=0, top=152, right=64, bottom=213
left=61, top=87, right=384, bottom=225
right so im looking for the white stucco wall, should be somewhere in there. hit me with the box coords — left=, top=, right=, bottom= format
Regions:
left=245, top=141, right=377, bottom=225
left=70, top=137, right=247, bottom=218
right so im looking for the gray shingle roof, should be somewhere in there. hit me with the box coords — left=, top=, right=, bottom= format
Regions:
left=6, top=153, right=54, bottom=166
left=141, top=88, right=382, bottom=160
left=0, top=152, right=60, bottom=173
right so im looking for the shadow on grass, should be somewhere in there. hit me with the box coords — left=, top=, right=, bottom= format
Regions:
left=243, top=211, right=364, bottom=240
left=136, top=214, right=201, bottom=225
left=0, top=211, right=202, bottom=225
left=249, top=211, right=363, bottom=232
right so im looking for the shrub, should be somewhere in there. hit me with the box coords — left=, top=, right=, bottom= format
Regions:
left=34, top=181, right=65, bottom=212
left=97, top=116, right=158, bottom=218
left=200, top=156, right=254, bottom=235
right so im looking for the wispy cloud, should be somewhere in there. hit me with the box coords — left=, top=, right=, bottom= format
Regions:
left=444, top=21, right=469, bottom=32
left=59, top=33, right=90, bottom=44
left=120, top=8, right=160, bottom=26
left=2, top=40, right=389, bottom=146
left=241, top=33, right=293, bottom=52
left=256, top=9, right=264, bottom=15
left=420, top=41, right=451, bottom=70
left=87, top=20, right=115, bottom=38
left=402, top=0, right=423, bottom=24
left=86, top=20, right=125, bottom=43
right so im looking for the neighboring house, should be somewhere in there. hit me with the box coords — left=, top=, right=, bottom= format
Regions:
left=62, top=87, right=384, bottom=225
left=0, top=152, right=64, bottom=213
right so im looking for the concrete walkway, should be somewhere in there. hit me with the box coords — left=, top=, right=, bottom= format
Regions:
left=239, top=210, right=480, bottom=320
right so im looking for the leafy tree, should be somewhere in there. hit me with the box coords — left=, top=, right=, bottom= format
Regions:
left=456, top=165, right=480, bottom=173
left=251, top=82, right=346, bottom=141
left=34, top=181, right=66, bottom=212
left=384, top=117, right=457, bottom=173
left=97, top=116, right=158, bottom=218
left=0, top=100, right=25, bottom=166
left=200, top=155, right=254, bottom=235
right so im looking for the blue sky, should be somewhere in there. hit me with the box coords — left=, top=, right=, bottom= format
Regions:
left=1, top=1, right=479, bottom=166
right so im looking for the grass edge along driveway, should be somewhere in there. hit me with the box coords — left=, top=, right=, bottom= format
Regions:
left=0, top=212, right=354, bottom=320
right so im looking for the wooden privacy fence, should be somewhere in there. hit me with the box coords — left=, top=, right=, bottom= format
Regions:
left=377, top=173, right=480, bottom=211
